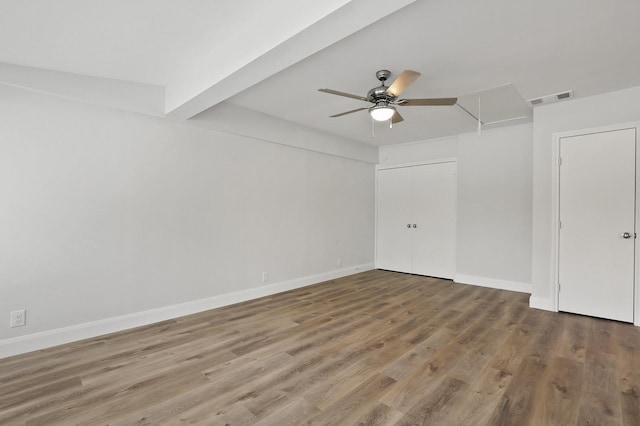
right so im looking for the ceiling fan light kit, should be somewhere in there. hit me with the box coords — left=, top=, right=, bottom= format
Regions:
left=319, top=69, right=457, bottom=127
left=369, top=102, right=396, bottom=121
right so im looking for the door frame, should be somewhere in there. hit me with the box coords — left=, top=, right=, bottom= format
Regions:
left=375, top=158, right=457, bottom=275
left=551, top=122, right=640, bottom=325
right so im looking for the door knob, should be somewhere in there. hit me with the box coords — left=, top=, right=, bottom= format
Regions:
left=407, top=224, right=411, bottom=228
left=621, top=232, right=633, bottom=239
left=413, top=224, right=417, bottom=228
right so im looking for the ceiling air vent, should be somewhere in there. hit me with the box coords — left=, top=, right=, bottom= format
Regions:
left=528, top=90, right=573, bottom=106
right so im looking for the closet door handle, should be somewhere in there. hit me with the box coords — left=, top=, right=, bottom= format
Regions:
left=413, top=224, right=417, bottom=228
left=407, top=224, right=411, bottom=228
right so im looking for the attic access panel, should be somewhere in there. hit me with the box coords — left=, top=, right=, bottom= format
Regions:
left=457, top=83, right=532, bottom=129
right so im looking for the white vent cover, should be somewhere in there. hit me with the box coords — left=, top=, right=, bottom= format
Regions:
left=528, top=90, right=573, bottom=106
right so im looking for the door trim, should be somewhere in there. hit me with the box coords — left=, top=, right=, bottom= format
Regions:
left=551, top=122, right=640, bottom=326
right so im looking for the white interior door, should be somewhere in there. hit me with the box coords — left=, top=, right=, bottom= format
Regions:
left=376, top=167, right=413, bottom=273
left=558, top=128, right=636, bottom=322
left=411, top=162, right=456, bottom=278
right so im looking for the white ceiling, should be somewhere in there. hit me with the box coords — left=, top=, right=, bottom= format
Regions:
left=1, top=0, right=640, bottom=146
left=0, top=0, right=352, bottom=86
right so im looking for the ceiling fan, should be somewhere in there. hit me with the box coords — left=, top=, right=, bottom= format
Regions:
left=318, top=70, right=457, bottom=123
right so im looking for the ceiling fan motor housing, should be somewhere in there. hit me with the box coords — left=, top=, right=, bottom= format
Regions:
left=368, top=70, right=396, bottom=103
left=367, top=86, right=394, bottom=102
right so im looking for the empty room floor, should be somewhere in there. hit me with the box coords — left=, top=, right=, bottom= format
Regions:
left=1, top=269, right=639, bottom=425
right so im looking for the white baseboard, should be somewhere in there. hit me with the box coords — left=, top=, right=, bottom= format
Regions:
left=0, top=263, right=374, bottom=359
left=528, top=295, right=556, bottom=312
left=454, top=274, right=531, bottom=294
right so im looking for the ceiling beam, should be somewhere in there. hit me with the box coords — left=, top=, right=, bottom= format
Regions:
left=165, top=0, right=415, bottom=119
left=0, top=62, right=165, bottom=117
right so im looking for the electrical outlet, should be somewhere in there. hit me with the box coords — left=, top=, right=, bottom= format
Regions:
left=262, top=272, right=269, bottom=283
left=10, top=310, right=26, bottom=327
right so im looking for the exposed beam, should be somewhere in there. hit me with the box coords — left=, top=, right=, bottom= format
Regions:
left=165, top=0, right=415, bottom=119
left=0, top=62, right=164, bottom=117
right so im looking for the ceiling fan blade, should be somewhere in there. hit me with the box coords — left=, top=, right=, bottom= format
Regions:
left=329, top=107, right=369, bottom=118
left=399, top=97, right=458, bottom=106
left=386, top=70, right=421, bottom=97
left=391, top=111, right=404, bottom=123
left=318, top=88, right=368, bottom=102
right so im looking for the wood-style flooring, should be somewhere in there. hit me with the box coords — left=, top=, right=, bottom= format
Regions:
left=1, top=270, right=639, bottom=425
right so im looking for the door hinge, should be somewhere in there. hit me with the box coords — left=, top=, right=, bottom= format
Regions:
left=558, top=283, right=561, bottom=292
left=559, top=157, right=562, bottom=166
left=559, top=220, right=562, bottom=229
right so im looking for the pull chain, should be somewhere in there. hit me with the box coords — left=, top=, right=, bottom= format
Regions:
left=477, top=97, right=482, bottom=135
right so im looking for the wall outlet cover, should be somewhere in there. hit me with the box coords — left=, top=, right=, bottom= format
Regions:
left=10, top=310, right=26, bottom=327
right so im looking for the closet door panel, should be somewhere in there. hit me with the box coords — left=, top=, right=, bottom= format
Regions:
left=411, top=162, right=456, bottom=278
left=376, top=167, right=413, bottom=273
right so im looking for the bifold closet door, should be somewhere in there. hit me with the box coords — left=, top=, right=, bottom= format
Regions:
left=376, top=162, right=456, bottom=278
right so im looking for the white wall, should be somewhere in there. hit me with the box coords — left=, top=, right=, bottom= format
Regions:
left=192, top=102, right=379, bottom=163
left=531, top=85, right=640, bottom=310
left=379, top=136, right=457, bottom=165
left=0, top=84, right=375, bottom=356
left=379, top=124, right=533, bottom=292
left=456, top=124, right=532, bottom=289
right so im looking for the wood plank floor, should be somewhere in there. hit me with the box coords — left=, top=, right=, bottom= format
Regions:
left=1, top=269, right=639, bottom=425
